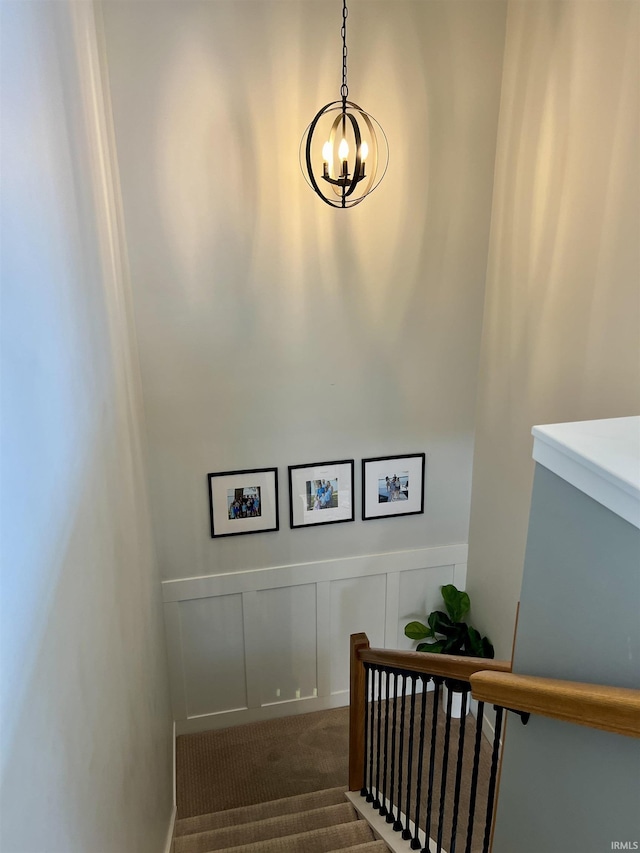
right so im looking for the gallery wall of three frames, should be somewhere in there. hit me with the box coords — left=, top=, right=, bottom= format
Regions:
left=207, top=453, right=426, bottom=538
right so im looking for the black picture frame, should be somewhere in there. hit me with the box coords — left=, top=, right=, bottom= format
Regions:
left=362, top=453, right=426, bottom=521
left=207, top=467, right=279, bottom=538
left=288, top=459, right=355, bottom=529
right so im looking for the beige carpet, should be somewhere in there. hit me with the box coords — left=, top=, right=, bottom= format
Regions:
left=175, top=803, right=379, bottom=853
left=177, top=708, right=350, bottom=818
left=174, top=788, right=388, bottom=853
left=175, top=788, right=350, bottom=837
left=177, top=704, right=493, bottom=853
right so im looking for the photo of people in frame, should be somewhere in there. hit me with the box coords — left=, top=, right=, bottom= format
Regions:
left=306, top=477, right=339, bottom=511
left=227, top=486, right=261, bottom=520
left=378, top=471, right=409, bottom=503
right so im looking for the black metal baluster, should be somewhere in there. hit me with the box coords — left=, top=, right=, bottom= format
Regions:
left=449, top=686, right=470, bottom=853
left=373, top=667, right=383, bottom=810
left=411, top=675, right=429, bottom=850
left=436, top=680, right=454, bottom=853
left=464, top=701, right=485, bottom=853
left=402, top=675, right=417, bottom=840
left=366, top=666, right=376, bottom=803
left=380, top=669, right=390, bottom=816
left=482, top=706, right=504, bottom=853
left=393, top=673, right=407, bottom=832
left=387, top=670, right=399, bottom=825
left=361, top=665, right=370, bottom=798
left=422, top=677, right=441, bottom=853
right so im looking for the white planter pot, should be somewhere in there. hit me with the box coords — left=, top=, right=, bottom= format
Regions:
left=442, top=684, right=477, bottom=718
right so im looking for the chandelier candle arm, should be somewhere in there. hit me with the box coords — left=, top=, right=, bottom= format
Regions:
left=299, top=0, right=388, bottom=209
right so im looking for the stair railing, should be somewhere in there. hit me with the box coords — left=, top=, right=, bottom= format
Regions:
left=349, top=633, right=512, bottom=853
left=349, top=633, right=640, bottom=853
left=469, top=671, right=640, bottom=739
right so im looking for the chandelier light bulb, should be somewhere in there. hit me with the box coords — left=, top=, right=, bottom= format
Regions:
left=299, top=0, right=388, bottom=208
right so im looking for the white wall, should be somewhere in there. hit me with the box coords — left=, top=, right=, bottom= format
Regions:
left=467, top=0, right=640, bottom=658
left=0, top=3, right=174, bottom=850
left=100, top=0, right=507, bottom=582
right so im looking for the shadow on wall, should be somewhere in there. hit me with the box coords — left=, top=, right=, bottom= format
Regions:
left=467, top=0, right=640, bottom=661
left=147, top=0, right=496, bottom=345
left=99, top=0, right=507, bottom=578
left=1, top=3, right=173, bottom=850
left=483, top=1, right=640, bottom=416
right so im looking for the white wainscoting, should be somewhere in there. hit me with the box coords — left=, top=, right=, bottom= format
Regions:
left=162, top=545, right=467, bottom=734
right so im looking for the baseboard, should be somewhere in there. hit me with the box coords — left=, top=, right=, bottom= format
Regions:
left=480, top=705, right=496, bottom=743
left=176, top=686, right=494, bottom=737
left=469, top=703, right=505, bottom=757
left=163, top=805, right=176, bottom=853
left=172, top=720, right=176, bottom=808
left=346, top=789, right=446, bottom=853
left=162, top=721, right=177, bottom=853
left=176, top=691, right=350, bottom=735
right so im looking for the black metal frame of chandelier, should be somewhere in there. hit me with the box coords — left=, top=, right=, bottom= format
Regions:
left=304, top=98, right=369, bottom=209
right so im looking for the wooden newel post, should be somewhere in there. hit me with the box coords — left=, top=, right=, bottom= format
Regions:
left=349, top=632, right=370, bottom=792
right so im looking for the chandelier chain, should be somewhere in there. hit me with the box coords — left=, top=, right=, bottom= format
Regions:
left=300, top=0, right=388, bottom=208
left=340, top=0, right=348, bottom=100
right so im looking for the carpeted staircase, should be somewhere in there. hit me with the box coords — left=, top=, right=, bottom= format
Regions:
left=174, top=786, right=388, bottom=853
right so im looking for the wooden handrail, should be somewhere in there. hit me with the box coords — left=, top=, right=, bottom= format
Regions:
left=470, top=671, right=640, bottom=739
left=358, top=646, right=512, bottom=682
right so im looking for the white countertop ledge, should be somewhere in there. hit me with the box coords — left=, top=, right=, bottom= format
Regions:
left=532, top=417, right=640, bottom=529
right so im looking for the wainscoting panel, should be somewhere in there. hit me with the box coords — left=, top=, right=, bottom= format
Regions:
left=329, top=575, right=386, bottom=696
left=163, top=545, right=467, bottom=733
left=179, top=593, right=247, bottom=718
left=256, top=583, right=318, bottom=706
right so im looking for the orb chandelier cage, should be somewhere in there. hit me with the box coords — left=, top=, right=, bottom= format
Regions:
left=299, top=0, right=388, bottom=209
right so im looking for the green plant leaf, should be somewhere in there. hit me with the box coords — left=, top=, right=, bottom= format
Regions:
left=404, top=620, right=432, bottom=640
left=481, top=637, right=495, bottom=659
left=466, top=625, right=483, bottom=656
left=404, top=582, right=494, bottom=660
left=465, top=625, right=495, bottom=659
left=443, top=634, right=465, bottom=655
left=428, top=610, right=459, bottom=638
left=441, top=584, right=470, bottom=623
left=416, top=640, right=447, bottom=653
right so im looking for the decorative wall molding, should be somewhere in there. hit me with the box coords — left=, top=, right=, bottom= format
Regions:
left=162, top=545, right=468, bottom=602
left=162, top=545, right=468, bottom=734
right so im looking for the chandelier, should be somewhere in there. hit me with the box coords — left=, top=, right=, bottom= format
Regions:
left=300, top=0, right=389, bottom=209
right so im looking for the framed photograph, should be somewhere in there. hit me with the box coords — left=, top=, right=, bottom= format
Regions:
left=362, top=453, right=426, bottom=520
left=207, top=467, right=279, bottom=538
left=288, top=459, right=355, bottom=529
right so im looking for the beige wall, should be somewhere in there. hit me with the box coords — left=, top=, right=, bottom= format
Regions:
left=101, top=0, right=507, bottom=582
left=467, top=0, right=640, bottom=658
left=0, top=3, right=173, bottom=850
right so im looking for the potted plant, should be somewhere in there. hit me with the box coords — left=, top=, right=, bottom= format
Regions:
left=404, top=584, right=494, bottom=717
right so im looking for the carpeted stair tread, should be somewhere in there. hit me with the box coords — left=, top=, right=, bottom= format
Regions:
left=176, top=786, right=347, bottom=837
left=208, top=819, right=375, bottom=853
left=327, top=844, right=389, bottom=853
left=175, top=803, right=358, bottom=853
